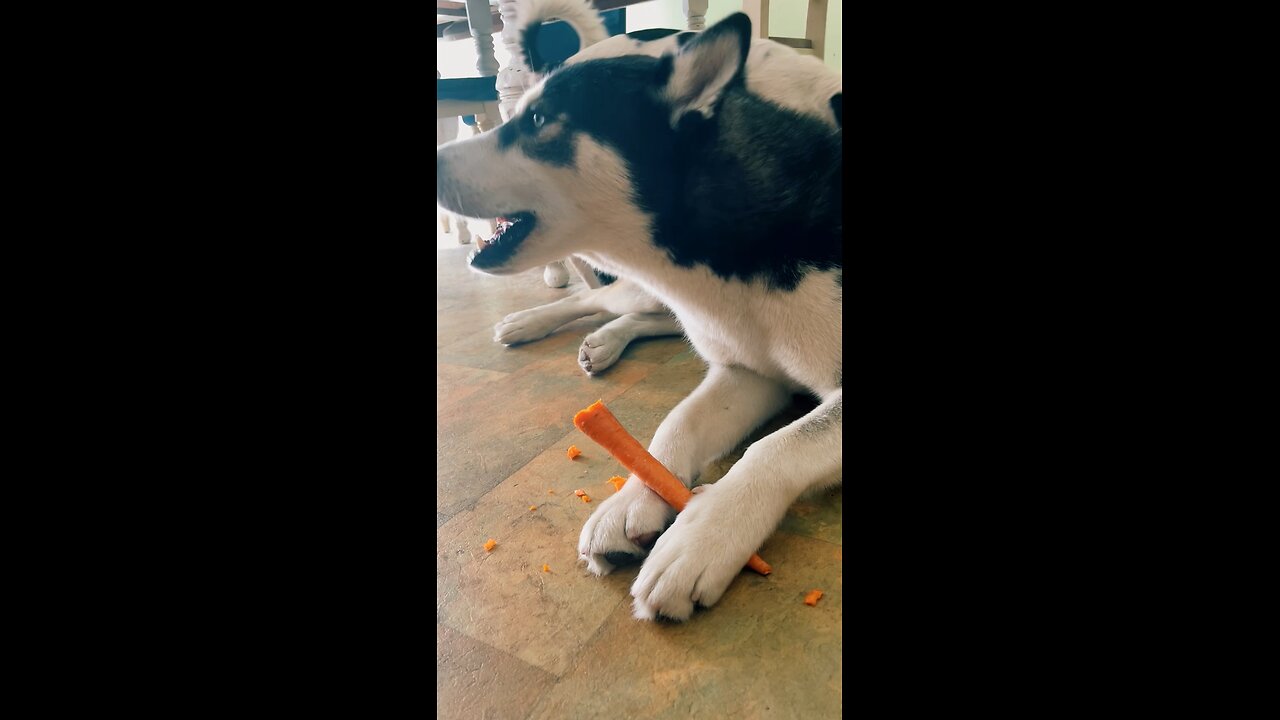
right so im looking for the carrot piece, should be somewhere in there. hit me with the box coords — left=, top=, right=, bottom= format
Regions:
left=574, top=489, right=586, bottom=497
left=573, top=400, right=772, bottom=576
left=529, top=505, right=537, bottom=511
left=608, top=475, right=627, bottom=491
left=580, top=494, right=591, bottom=502
left=542, top=564, right=551, bottom=573
left=547, top=490, right=555, bottom=495
left=566, top=445, right=582, bottom=460
left=483, top=538, right=497, bottom=552
left=804, top=589, right=823, bottom=606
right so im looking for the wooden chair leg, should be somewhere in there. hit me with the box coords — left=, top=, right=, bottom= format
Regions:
left=465, top=0, right=499, bottom=76
left=683, top=0, right=708, bottom=31
left=806, top=0, right=828, bottom=60
left=741, top=0, right=769, bottom=39
left=497, top=0, right=530, bottom=121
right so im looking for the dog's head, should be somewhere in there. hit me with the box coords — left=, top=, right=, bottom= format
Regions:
left=436, top=13, right=755, bottom=275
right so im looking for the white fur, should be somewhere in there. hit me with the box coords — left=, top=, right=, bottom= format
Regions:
left=491, top=279, right=680, bottom=375
left=566, top=35, right=841, bottom=128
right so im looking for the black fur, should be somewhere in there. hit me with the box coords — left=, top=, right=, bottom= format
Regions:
left=521, top=23, right=554, bottom=76
left=530, top=54, right=839, bottom=289
left=830, top=93, right=842, bottom=127
left=626, top=28, right=681, bottom=42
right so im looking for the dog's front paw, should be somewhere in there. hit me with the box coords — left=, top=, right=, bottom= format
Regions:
left=578, top=477, right=675, bottom=576
left=630, top=484, right=758, bottom=621
left=493, top=309, right=563, bottom=346
left=578, top=330, right=625, bottom=375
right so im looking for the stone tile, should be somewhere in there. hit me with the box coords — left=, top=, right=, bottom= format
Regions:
left=438, top=363, right=509, bottom=412
left=436, top=246, right=576, bottom=352
left=436, top=355, right=657, bottom=521
left=525, top=531, right=842, bottom=720
left=437, top=512, right=450, bottom=529
left=436, top=434, right=638, bottom=676
left=437, top=623, right=556, bottom=720
left=777, top=486, right=843, bottom=546
left=437, top=326, right=584, bottom=374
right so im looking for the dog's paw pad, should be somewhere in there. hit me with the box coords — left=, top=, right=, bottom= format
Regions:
left=578, top=332, right=625, bottom=375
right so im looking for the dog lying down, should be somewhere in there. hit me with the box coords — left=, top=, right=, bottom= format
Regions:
left=437, top=1, right=841, bottom=621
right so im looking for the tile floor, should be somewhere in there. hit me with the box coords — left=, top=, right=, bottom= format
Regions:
left=436, top=226, right=843, bottom=719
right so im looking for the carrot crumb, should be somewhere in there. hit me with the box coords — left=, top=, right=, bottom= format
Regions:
left=804, top=589, right=823, bottom=606
left=542, top=564, right=550, bottom=573
left=608, top=475, right=627, bottom=491
left=574, top=489, right=586, bottom=497
left=580, top=494, right=591, bottom=503
left=529, top=505, right=537, bottom=511
left=547, top=490, right=555, bottom=495
left=483, top=538, right=497, bottom=552
left=566, top=445, right=582, bottom=460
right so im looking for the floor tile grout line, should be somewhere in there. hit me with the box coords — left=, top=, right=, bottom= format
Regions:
left=437, top=618, right=559, bottom=685
left=521, top=592, right=629, bottom=720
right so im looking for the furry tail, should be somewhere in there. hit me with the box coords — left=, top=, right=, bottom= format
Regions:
left=514, top=0, right=609, bottom=76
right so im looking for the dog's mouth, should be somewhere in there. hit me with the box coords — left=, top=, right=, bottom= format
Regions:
left=468, top=212, right=537, bottom=270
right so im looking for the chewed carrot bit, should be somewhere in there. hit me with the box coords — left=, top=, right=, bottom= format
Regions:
left=483, top=538, right=497, bottom=552
left=542, top=564, right=550, bottom=573
left=574, top=489, right=586, bottom=497
left=547, top=490, right=555, bottom=495
left=804, top=589, right=823, bottom=606
left=529, top=505, right=537, bottom=511
left=608, top=476, right=627, bottom=491
left=580, top=494, right=591, bottom=502
left=566, top=445, right=582, bottom=460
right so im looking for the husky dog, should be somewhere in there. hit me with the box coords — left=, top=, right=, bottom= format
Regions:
left=436, top=0, right=842, bottom=621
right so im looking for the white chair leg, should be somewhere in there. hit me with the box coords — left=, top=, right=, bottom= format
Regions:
left=683, top=0, right=709, bottom=31
left=497, top=0, right=531, bottom=121
left=544, top=261, right=570, bottom=288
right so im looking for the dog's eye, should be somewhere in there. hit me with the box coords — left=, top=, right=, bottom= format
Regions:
left=532, top=112, right=546, bottom=128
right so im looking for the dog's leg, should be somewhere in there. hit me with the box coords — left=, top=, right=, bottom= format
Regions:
left=494, top=278, right=655, bottom=346
left=578, top=312, right=681, bottom=375
left=630, top=389, right=842, bottom=621
left=439, top=211, right=452, bottom=234
left=578, top=365, right=791, bottom=576
left=493, top=288, right=612, bottom=346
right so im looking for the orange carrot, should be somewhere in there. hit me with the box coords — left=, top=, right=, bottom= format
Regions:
left=483, top=538, right=497, bottom=552
left=608, top=475, right=627, bottom=491
left=804, top=589, right=823, bottom=606
left=573, top=400, right=772, bottom=576
left=566, top=445, right=582, bottom=460
left=542, top=564, right=551, bottom=573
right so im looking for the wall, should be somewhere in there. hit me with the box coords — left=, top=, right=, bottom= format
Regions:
left=627, top=0, right=841, bottom=72
left=437, top=0, right=841, bottom=79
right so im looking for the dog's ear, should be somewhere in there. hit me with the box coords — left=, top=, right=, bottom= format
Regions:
left=662, top=12, right=751, bottom=122
left=516, top=0, right=610, bottom=78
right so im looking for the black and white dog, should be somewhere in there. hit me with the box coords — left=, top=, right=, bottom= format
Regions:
left=437, top=0, right=841, bottom=621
